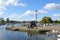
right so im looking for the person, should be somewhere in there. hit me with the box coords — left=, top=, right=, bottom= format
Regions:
left=30, top=21, right=36, bottom=28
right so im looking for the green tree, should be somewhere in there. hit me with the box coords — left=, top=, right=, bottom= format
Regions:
left=6, top=18, right=10, bottom=23
left=40, top=16, right=53, bottom=24
left=0, top=18, right=5, bottom=25
left=53, top=20, right=60, bottom=23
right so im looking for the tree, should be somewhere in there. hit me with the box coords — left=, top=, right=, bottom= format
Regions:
left=40, top=16, right=53, bottom=23
left=0, top=18, right=5, bottom=25
left=40, top=16, right=53, bottom=26
left=40, top=18, right=46, bottom=24
left=53, top=20, right=60, bottom=23
left=6, top=18, right=10, bottom=23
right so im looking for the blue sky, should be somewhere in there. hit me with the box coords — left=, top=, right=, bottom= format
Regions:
left=0, top=0, right=60, bottom=21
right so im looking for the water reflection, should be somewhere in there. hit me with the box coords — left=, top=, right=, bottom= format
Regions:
left=27, top=32, right=57, bottom=40
left=0, top=24, right=59, bottom=40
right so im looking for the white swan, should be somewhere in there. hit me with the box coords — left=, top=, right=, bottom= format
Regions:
left=52, top=30, right=58, bottom=33
left=57, top=35, right=60, bottom=38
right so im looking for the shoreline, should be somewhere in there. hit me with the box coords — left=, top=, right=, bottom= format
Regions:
left=6, top=26, right=60, bottom=34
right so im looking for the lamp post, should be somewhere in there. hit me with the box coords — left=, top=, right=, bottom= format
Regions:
left=35, top=10, right=37, bottom=29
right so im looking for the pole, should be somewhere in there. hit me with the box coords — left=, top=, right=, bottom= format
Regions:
left=35, top=10, right=37, bottom=29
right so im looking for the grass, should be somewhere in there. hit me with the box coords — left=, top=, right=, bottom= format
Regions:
left=6, top=26, right=60, bottom=34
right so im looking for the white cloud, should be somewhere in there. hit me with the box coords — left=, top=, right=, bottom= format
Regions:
left=0, top=0, right=27, bottom=18
left=23, top=10, right=34, bottom=16
left=17, top=17, right=25, bottom=21
left=0, top=11, right=4, bottom=16
left=19, top=3, right=27, bottom=7
left=8, top=13, right=17, bottom=18
left=20, top=10, right=47, bottom=18
left=5, top=13, right=18, bottom=20
left=0, top=6, right=7, bottom=11
left=44, top=3, right=60, bottom=10
left=0, top=0, right=27, bottom=11
left=5, top=13, right=19, bottom=21
left=0, top=0, right=7, bottom=10
left=19, top=10, right=33, bottom=18
left=38, top=10, right=47, bottom=14
left=53, top=14, right=60, bottom=17
left=5, top=10, right=47, bottom=21
left=6, top=0, right=27, bottom=7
